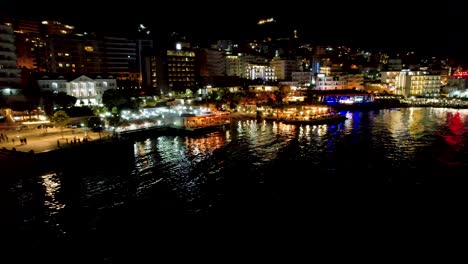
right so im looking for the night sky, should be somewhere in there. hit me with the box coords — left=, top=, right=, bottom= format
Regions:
left=2, top=1, right=467, bottom=65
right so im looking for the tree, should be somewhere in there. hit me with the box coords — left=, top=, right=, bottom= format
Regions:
left=53, top=110, right=70, bottom=139
left=54, top=92, right=77, bottom=108
left=87, top=116, right=104, bottom=140
left=102, top=89, right=127, bottom=110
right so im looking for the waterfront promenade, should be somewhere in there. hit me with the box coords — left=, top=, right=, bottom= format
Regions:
left=0, top=127, right=110, bottom=154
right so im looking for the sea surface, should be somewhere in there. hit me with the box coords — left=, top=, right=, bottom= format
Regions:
left=2, top=107, right=467, bottom=262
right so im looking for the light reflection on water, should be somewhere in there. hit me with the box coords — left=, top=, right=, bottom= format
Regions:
left=6, top=107, right=468, bottom=255
left=40, top=173, right=65, bottom=215
left=39, top=172, right=66, bottom=235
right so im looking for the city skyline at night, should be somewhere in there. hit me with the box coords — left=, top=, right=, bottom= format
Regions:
left=2, top=2, right=467, bottom=66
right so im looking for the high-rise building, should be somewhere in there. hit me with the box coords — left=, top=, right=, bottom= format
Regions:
left=0, top=23, right=21, bottom=95
left=101, top=36, right=153, bottom=85
left=149, top=43, right=196, bottom=94
left=43, top=35, right=104, bottom=74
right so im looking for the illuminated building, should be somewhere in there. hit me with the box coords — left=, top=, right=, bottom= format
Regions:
left=245, top=64, right=277, bottom=82
left=166, top=49, right=196, bottom=90
left=319, top=66, right=331, bottom=76
left=36, top=74, right=116, bottom=106
left=103, top=37, right=152, bottom=83
left=395, top=70, right=441, bottom=97
left=225, top=54, right=267, bottom=78
left=42, top=35, right=103, bottom=73
left=225, top=55, right=241, bottom=77
left=0, top=23, right=21, bottom=96
left=270, top=57, right=300, bottom=80
left=9, top=17, right=153, bottom=87
left=315, top=74, right=346, bottom=90
left=149, top=44, right=196, bottom=94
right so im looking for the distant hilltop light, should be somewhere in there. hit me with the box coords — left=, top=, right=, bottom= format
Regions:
left=258, top=18, right=275, bottom=25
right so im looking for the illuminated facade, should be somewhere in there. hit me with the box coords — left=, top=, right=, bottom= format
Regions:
left=225, top=55, right=241, bottom=77
left=43, top=35, right=103, bottom=73
left=319, top=66, right=331, bottom=76
left=0, top=23, right=21, bottom=95
left=149, top=49, right=196, bottom=93
left=315, top=74, right=346, bottom=90
left=245, top=64, right=277, bottom=82
left=395, top=71, right=441, bottom=97
left=10, top=18, right=153, bottom=86
left=225, top=54, right=267, bottom=78
left=103, top=37, right=153, bottom=83
left=37, top=74, right=116, bottom=106
left=270, top=57, right=299, bottom=80
left=167, top=50, right=196, bottom=90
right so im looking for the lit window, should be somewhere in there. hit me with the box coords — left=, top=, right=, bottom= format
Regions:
left=84, top=46, right=94, bottom=52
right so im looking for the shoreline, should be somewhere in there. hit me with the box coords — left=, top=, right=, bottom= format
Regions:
left=1, top=105, right=465, bottom=159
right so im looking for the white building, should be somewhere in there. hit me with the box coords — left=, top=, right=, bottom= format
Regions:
left=270, top=57, right=299, bottom=80
left=395, top=70, right=441, bottom=97
left=225, top=53, right=267, bottom=78
left=37, top=74, right=117, bottom=106
left=245, top=64, right=277, bottom=82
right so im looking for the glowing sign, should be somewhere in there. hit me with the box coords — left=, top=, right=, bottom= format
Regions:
left=453, top=71, right=468, bottom=77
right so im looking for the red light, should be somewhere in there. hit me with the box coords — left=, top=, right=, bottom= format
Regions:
left=452, top=71, right=468, bottom=77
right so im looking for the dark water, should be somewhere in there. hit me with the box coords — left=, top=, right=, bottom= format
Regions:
left=2, top=107, right=468, bottom=261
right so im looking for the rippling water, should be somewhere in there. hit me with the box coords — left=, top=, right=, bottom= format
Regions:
left=2, top=107, right=468, bottom=262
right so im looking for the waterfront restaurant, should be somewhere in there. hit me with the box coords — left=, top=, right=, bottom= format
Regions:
left=147, top=105, right=231, bottom=131
left=260, top=105, right=332, bottom=121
